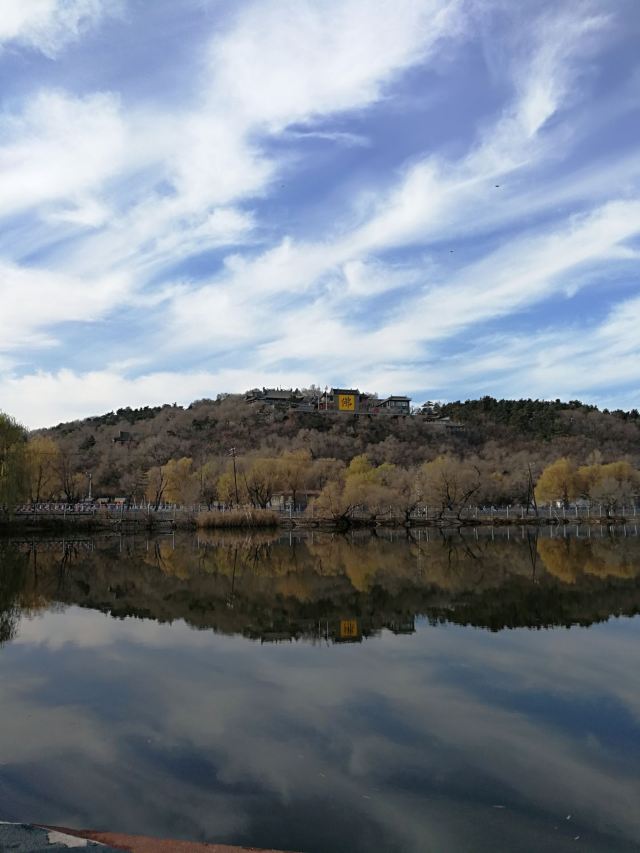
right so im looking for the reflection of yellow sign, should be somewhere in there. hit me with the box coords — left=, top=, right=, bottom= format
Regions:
left=338, top=394, right=356, bottom=412
left=340, top=619, right=359, bottom=639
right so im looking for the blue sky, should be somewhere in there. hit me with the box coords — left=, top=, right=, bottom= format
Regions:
left=0, top=0, right=639, bottom=427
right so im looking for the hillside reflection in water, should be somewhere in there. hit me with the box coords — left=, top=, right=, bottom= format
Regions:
left=1, top=528, right=640, bottom=853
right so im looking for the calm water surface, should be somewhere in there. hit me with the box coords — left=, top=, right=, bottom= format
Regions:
left=1, top=528, right=639, bottom=852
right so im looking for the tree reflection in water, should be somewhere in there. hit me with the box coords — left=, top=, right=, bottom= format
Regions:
left=2, top=527, right=640, bottom=644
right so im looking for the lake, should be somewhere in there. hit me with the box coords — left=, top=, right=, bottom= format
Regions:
left=1, top=527, right=639, bottom=852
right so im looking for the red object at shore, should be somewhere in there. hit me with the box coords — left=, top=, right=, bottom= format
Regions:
left=45, top=826, right=299, bottom=853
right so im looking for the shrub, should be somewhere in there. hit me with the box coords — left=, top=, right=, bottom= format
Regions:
left=196, top=508, right=279, bottom=529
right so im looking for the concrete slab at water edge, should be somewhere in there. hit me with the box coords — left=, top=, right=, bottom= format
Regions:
left=0, top=822, right=117, bottom=850
left=44, top=826, right=300, bottom=853
left=0, top=824, right=299, bottom=853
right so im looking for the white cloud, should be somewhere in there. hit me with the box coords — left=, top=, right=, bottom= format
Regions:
left=0, top=262, right=131, bottom=351
left=169, top=115, right=273, bottom=210
left=125, top=0, right=465, bottom=275
left=144, top=190, right=640, bottom=403
left=155, top=3, right=619, bottom=362
left=156, top=189, right=640, bottom=379
left=421, top=291, right=640, bottom=403
left=284, top=129, right=371, bottom=147
left=0, top=0, right=120, bottom=57
left=0, top=1, right=471, bottom=413
left=4, top=0, right=468, bottom=286
left=349, top=9, right=612, bottom=255
left=341, top=258, right=423, bottom=297
left=0, top=91, right=128, bottom=220
left=470, top=8, right=610, bottom=170
left=128, top=0, right=466, bottom=274
left=208, top=0, right=464, bottom=130
left=390, top=198, right=640, bottom=343
left=150, top=206, right=257, bottom=261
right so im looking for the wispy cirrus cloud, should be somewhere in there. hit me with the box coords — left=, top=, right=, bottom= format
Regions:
left=0, top=0, right=121, bottom=56
left=0, top=261, right=131, bottom=350
left=440, top=292, right=640, bottom=405
left=155, top=5, right=635, bottom=365
left=0, top=90, right=128, bottom=222
left=0, top=0, right=638, bottom=426
left=50, top=0, right=467, bottom=278
left=206, top=0, right=465, bottom=129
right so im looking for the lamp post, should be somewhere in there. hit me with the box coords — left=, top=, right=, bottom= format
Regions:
left=228, top=448, right=239, bottom=506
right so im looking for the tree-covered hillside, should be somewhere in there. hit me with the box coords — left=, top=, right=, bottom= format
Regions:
left=29, top=395, right=638, bottom=504
left=1, top=394, right=638, bottom=512
left=442, top=397, right=639, bottom=439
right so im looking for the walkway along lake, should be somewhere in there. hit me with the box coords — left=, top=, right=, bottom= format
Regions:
left=1, top=528, right=640, bottom=852
left=4, top=500, right=638, bottom=535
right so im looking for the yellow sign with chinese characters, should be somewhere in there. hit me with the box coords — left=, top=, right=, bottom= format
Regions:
left=340, top=619, right=359, bottom=639
left=338, top=394, right=356, bottom=412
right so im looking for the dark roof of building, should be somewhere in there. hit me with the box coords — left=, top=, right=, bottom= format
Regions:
left=380, top=395, right=411, bottom=403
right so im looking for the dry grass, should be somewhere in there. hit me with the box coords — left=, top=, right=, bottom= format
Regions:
left=196, top=508, right=280, bottom=529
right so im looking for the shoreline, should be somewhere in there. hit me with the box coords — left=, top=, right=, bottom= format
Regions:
left=0, top=511, right=635, bottom=536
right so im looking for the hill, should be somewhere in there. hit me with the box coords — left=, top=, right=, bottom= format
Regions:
left=29, top=394, right=640, bottom=507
